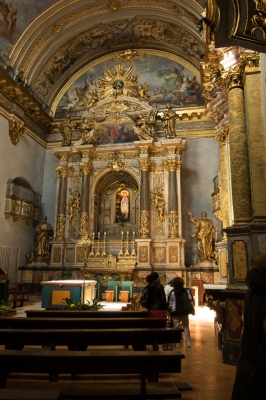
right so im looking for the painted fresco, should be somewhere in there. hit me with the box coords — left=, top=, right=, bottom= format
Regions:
left=0, top=0, right=57, bottom=57
left=55, top=54, right=203, bottom=119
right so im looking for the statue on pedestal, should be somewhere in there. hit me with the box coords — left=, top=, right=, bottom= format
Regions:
left=161, top=103, right=177, bottom=138
left=188, top=211, right=216, bottom=262
left=35, top=216, right=54, bottom=262
left=60, top=113, right=73, bottom=146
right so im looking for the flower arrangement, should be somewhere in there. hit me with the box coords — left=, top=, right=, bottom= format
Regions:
left=0, top=300, right=11, bottom=313
left=62, top=298, right=105, bottom=311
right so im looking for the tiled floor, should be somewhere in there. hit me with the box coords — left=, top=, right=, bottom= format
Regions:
left=4, top=302, right=237, bottom=399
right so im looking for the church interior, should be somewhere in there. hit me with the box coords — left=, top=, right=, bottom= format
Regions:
left=0, top=0, right=266, bottom=398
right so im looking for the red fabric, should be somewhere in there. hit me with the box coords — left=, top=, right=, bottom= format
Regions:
left=147, top=309, right=165, bottom=318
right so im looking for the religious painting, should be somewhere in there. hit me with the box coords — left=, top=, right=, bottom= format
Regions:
left=55, top=54, right=203, bottom=119
left=0, top=0, right=58, bottom=56
left=115, top=189, right=130, bottom=223
left=97, top=122, right=138, bottom=145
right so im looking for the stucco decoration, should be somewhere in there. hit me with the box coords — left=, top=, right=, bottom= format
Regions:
left=34, top=17, right=203, bottom=101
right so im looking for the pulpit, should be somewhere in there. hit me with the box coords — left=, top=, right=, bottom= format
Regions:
left=41, top=280, right=97, bottom=309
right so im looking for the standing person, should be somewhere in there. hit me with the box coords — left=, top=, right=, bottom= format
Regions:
left=168, top=277, right=194, bottom=348
left=164, top=276, right=174, bottom=328
left=145, top=272, right=171, bottom=351
left=231, top=254, right=266, bottom=400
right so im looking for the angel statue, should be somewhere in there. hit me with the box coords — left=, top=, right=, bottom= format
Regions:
left=130, top=109, right=158, bottom=140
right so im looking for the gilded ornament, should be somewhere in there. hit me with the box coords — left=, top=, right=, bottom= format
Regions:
left=68, top=190, right=80, bottom=221
left=114, top=49, right=143, bottom=63
left=130, top=110, right=158, bottom=140
left=139, top=245, right=148, bottom=263
left=138, top=159, right=151, bottom=171
left=215, top=126, right=229, bottom=145
left=55, top=166, right=73, bottom=178
left=9, top=119, right=27, bottom=145
left=79, top=162, right=92, bottom=175
left=66, top=248, right=75, bottom=263
left=251, top=1, right=266, bottom=38
left=56, top=215, right=66, bottom=239
left=139, top=210, right=150, bottom=236
left=239, top=51, right=260, bottom=71
left=151, top=190, right=166, bottom=222
left=52, top=247, right=62, bottom=263
left=168, top=211, right=178, bottom=236
left=223, top=63, right=245, bottom=90
left=79, top=213, right=89, bottom=236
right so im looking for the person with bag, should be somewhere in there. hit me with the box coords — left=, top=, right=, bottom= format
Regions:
left=168, top=276, right=195, bottom=348
left=144, top=272, right=171, bottom=351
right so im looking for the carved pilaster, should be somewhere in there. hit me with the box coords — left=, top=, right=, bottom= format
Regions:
left=168, top=211, right=178, bottom=237
left=56, top=215, right=66, bottom=239
left=139, top=210, right=150, bottom=237
left=79, top=213, right=89, bottom=237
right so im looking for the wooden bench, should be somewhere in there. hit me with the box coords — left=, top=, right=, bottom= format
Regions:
left=0, top=349, right=184, bottom=399
left=0, top=327, right=182, bottom=351
left=8, top=283, right=29, bottom=309
left=0, top=317, right=167, bottom=330
left=25, top=310, right=149, bottom=318
left=0, top=389, right=61, bottom=400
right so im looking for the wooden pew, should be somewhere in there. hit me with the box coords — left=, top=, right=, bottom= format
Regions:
left=25, top=310, right=148, bottom=318
left=0, top=317, right=167, bottom=330
left=0, top=349, right=185, bottom=399
left=0, top=327, right=182, bottom=351
left=0, top=389, right=61, bottom=400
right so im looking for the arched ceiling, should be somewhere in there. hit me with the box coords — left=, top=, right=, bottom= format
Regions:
left=0, top=0, right=205, bottom=112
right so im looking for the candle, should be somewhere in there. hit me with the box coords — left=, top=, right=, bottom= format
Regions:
left=93, top=232, right=95, bottom=236
left=104, top=231, right=106, bottom=236
left=98, top=232, right=100, bottom=236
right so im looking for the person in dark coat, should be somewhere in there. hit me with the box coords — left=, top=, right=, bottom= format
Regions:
left=248, top=318, right=266, bottom=400
left=145, top=272, right=171, bottom=350
left=168, top=276, right=194, bottom=348
left=231, top=254, right=266, bottom=400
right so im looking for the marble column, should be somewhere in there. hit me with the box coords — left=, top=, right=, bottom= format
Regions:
left=55, top=166, right=72, bottom=239
left=167, top=160, right=178, bottom=237
left=243, top=54, right=266, bottom=222
left=215, top=126, right=231, bottom=235
left=138, top=159, right=151, bottom=238
left=225, top=66, right=252, bottom=224
left=79, top=162, right=92, bottom=237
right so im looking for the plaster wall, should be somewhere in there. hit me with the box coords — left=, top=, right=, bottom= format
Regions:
left=181, top=137, right=221, bottom=267
left=41, top=150, right=58, bottom=228
left=0, top=115, right=46, bottom=280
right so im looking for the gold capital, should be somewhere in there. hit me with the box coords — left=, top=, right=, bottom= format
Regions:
left=79, top=162, right=93, bottom=175
left=55, top=166, right=73, bottom=178
left=138, top=159, right=151, bottom=171
left=215, top=125, right=229, bottom=145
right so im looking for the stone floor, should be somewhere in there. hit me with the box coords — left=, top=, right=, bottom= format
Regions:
left=3, top=301, right=237, bottom=400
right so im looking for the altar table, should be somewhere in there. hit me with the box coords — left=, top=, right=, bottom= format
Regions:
left=40, top=280, right=97, bottom=309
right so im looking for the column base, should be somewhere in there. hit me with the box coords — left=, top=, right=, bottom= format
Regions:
left=222, top=338, right=241, bottom=366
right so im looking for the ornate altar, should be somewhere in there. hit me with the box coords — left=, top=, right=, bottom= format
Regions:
left=21, top=64, right=187, bottom=288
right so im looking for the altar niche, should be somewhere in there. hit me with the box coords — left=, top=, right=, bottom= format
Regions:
left=116, top=189, right=130, bottom=223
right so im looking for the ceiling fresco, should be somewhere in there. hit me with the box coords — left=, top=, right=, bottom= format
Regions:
left=55, top=53, right=203, bottom=119
left=0, top=0, right=205, bottom=114
left=0, top=0, right=58, bottom=56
